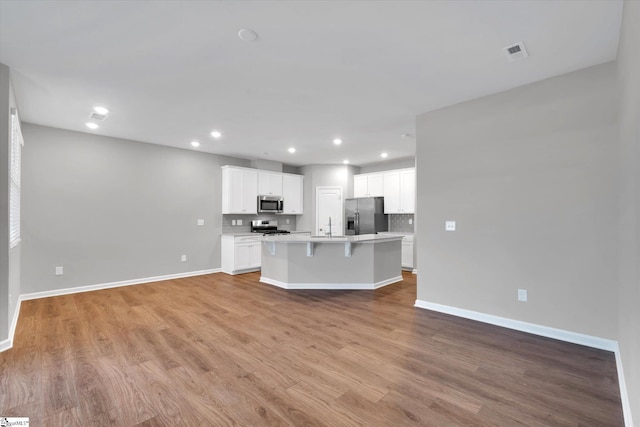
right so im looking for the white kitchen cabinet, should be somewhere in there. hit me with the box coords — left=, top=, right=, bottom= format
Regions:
left=353, top=172, right=384, bottom=197
left=383, top=168, right=415, bottom=214
left=402, top=238, right=414, bottom=269
left=221, top=235, right=262, bottom=274
left=222, top=166, right=258, bottom=214
left=258, top=171, right=283, bottom=196
left=282, top=173, right=303, bottom=214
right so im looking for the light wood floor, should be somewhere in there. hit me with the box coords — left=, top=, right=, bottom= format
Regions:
left=1, top=271, right=624, bottom=426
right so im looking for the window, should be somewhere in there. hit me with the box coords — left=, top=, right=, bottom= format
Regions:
left=9, top=107, right=23, bottom=249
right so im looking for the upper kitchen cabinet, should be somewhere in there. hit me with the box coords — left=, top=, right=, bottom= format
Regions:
left=282, top=173, right=304, bottom=214
left=383, top=168, right=415, bottom=214
left=258, top=171, right=283, bottom=196
left=221, top=166, right=258, bottom=214
left=353, top=172, right=384, bottom=197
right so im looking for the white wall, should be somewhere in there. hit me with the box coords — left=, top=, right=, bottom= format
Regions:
left=416, top=62, right=619, bottom=339
left=616, top=1, right=640, bottom=423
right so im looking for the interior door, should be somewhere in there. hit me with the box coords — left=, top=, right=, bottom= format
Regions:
left=316, top=187, right=343, bottom=236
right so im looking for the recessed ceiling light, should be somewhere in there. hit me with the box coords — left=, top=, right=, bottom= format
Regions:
left=343, top=160, right=349, bottom=164
left=210, top=130, right=222, bottom=139
left=238, top=28, right=258, bottom=42
left=93, top=106, right=109, bottom=115
left=381, top=152, right=388, bottom=158
left=191, top=141, right=200, bottom=147
left=333, top=138, right=342, bottom=145
left=85, top=122, right=99, bottom=130
left=288, top=147, right=296, bottom=153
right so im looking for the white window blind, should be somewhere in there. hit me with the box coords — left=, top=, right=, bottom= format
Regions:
left=9, top=107, right=23, bottom=249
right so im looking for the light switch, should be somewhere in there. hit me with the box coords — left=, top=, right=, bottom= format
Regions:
left=55, top=266, right=64, bottom=276
left=197, top=219, right=204, bottom=226
left=445, top=221, right=456, bottom=231
left=237, top=219, right=243, bottom=226
left=232, top=220, right=236, bottom=226
left=409, top=218, right=413, bottom=225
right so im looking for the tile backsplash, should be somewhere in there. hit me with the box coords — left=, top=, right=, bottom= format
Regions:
left=223, top=214, right=297, bottom=234
left=388, top=214, right=414, bottom=233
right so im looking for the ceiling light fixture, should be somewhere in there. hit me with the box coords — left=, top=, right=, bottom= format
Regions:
left=210, top=130, right=222, bottom=139
left=93, top=106, right=109, bottom=115
left=238, top=28, right=258, bottom=42
left=333, top=138, right=342, bottom=145
left=288, top=147, right=296, bottom=153
left=85, top=122, right=99, bottom=130
left=191, top=141, right=200, bottom=147
left=343, top=160, right=349, bottom=164
left=380, top=152, right=388, bottom=158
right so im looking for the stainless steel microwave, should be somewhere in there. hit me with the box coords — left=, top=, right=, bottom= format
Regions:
left=257, top=195, right=283, bottom=213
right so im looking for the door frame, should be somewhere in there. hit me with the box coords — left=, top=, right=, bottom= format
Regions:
left=315, top=186, right=343, bottom=236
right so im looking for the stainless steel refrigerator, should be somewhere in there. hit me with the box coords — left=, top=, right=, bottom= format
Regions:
left=345, top=197, right=388, bottom=235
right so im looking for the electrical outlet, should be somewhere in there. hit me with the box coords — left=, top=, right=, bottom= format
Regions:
left=445, top=221, right=456, bottom=231
left=197, top=219, right=204, bottom=226
left=237, top=219, right=243, bottom=226
left=286, top=219, right=290, bottom=224
left=55, top=266, right=64, bottom=276
left=181, top=255, right=187, bottom=262
left=232, top=220, right=236, bottom=226
left=518, top=289, right=528, bottom=302
left=409, top=218, right=413, bottom=225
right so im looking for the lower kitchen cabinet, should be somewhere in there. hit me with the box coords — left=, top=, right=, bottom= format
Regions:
left=401, top=238, right=414, bottom=270
left=222, top=235, right=262, bottom=274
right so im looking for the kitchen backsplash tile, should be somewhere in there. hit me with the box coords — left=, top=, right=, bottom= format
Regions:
left=388, top=214, right=414, bottom=233
left=222, top=214, right=297, bottom=234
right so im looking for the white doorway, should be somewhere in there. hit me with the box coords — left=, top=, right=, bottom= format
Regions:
left=316, top=186, right=343, bottom=236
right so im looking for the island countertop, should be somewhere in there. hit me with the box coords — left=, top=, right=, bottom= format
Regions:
left=260, top=233, right=403, bottom=243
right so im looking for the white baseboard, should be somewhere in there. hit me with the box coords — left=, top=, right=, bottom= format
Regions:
left=614, top=346, right=634, bottom=427
left=20, top=268, right=221, bottom=301
left=415, top=299, right=633, bottom=427
left=414, top=299, right=617, bottom=351
left=0, top=268, right=221, bottom=353
left=412, top=268, right=418, bottom=275
left=260, top=275, right=403, bottom=290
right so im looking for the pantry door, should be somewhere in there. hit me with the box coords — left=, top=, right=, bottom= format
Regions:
left=316, top=187, right=343, bottom=236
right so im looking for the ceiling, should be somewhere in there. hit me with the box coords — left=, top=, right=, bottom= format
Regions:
left=0, top=0, right=624, bottom=167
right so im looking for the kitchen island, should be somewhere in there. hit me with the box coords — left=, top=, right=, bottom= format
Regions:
left=259, top=234, right=403, bottom=290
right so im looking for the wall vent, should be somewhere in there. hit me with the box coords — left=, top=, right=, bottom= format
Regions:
left=89, top=112, right=108, bottom=121
left=503, top=41, right=528, bottom=63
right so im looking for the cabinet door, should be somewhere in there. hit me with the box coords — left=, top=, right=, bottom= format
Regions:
left=402, top=241, right=414, bottom=269
left=282, top=174, right=303, bottom=214
left=399, top=169, right=415, bottom=214
left=234, top=243, right=252, bottom=270
left=367, top=173, right=384, bottom=197
left=241, top=169, right=258, bottom=213
left=383, top=171, right=400, bottom=213
left=354, top=175, right=368, bottom=197
left=249, top=242, right=262, bottom=268
left=222, top=167, right=258, bottom=214
left=258, top=171, right=283, bottom=196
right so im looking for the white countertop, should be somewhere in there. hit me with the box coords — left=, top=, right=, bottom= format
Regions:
left=261, top=233, right=403, bottom=243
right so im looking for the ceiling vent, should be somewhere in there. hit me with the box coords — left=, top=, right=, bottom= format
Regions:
left=89, top=112, right=108, bottom=121
left=503, top=41, right=528, bottom=63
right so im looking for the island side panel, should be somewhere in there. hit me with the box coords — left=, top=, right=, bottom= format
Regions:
left=373, top=239, right=403, bottom=287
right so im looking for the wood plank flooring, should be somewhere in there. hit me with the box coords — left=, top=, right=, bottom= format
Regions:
left=1, top=272, right=624, bottom=426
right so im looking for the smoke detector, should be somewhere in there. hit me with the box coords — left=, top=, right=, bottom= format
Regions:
left=503, top=41, right=528, bottom=63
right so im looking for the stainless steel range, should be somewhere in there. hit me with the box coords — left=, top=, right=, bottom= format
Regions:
left=250, top=220, right=291, bottom=236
